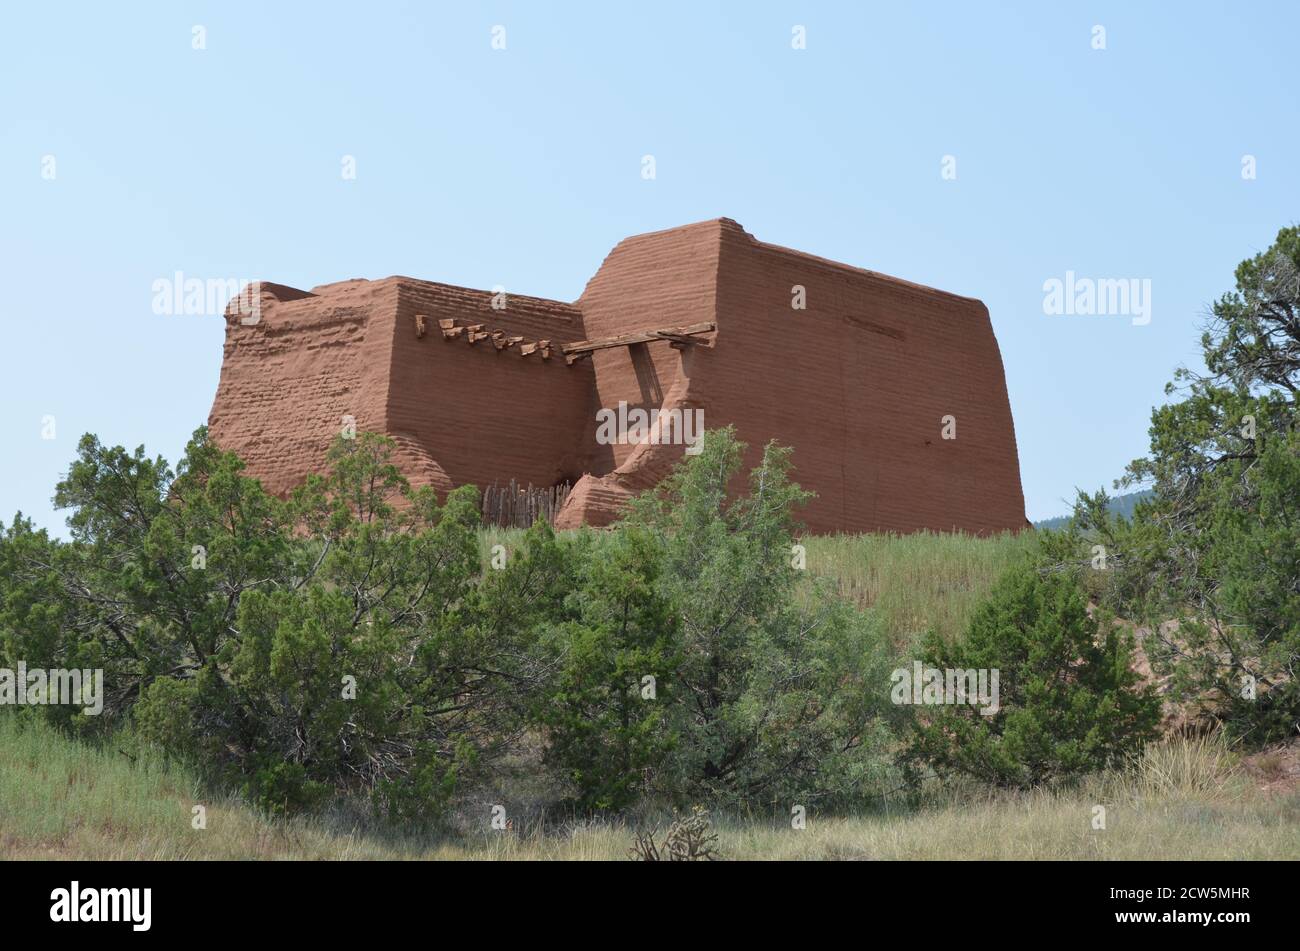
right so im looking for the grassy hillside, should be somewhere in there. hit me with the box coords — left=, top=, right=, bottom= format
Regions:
left=4, top=713, right=1296, bottom=860
left=802, top=531, right=1035, bottom=646
left=481, top=528, right=1037, bottom=649
left=4, top=527, right=1297, bottom=860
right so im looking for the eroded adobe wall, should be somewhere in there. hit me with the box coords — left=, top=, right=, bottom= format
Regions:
left=554, top=221, right=723, bottom=527
left=386, top=280, right=595, bottom=495
left=209, top=221, right=1026, bottom=535
left=210, top=277, right=597, bottom=503
left=557, top=219, right=1026, bottom=535
left=207, top=280, right=397, bottom=497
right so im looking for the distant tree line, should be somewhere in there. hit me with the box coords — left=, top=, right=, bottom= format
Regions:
left=1033, top=490, right=1152, bottom=532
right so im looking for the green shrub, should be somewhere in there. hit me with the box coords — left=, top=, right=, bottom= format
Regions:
left=621, top=428, right=902, bottom=809
left=2, top=429, right=519, bottom=819
left=0, top=425, right=915, bottom=818
left=908, top=563, right=1161, bottom=788
left=519, top=428, right=904, bottom=812
left=533, top=524, right=679, bottom=811
left=242, top=759, right=331, bottom=817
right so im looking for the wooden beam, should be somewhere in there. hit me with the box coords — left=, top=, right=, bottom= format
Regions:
left=433, top=320, right=554, bottom=362
left=436, top=317, right=464, bottom=339
left=561, top=321, right=715, bottom=358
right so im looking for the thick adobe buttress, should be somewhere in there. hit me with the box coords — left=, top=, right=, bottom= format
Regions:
left=208, top=220, right=1027, bottom=535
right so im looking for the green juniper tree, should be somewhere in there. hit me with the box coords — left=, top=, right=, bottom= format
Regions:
left=907, top=562, right=1160, bottom=788
left=1, top=424, right=904, bottom=818
left=1074, top=228, right=1300, bottom=744
left=1, top=429, right=523, bottom=817
left=532, top=523, right=679, bottom=811
left=620, top=428, right=901, bottom=809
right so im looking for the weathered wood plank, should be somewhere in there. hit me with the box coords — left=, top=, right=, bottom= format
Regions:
left=481, top=480, right=571, bottom=528
left=560, top=321, right=715, bottom=357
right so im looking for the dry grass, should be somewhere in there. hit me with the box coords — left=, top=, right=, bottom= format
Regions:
left=1119, top=731, right=1242, bottom=798
left=482, top=527, right=1034, bottom=650
left=803, top=531, right=1035, bottom=647
left=3, top=716, right=1295, bottom=860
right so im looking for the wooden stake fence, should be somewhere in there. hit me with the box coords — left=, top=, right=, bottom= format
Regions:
left=481, top=480, right=571, bottom=528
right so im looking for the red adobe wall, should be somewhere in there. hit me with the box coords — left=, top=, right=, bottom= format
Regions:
left=710, top=221, right=1026, bottom=534
left=554, top=221, right=723, bottom=526
left=556, top=220, right=1026, bottom=535
left=207, top=220, right=1027, bottom=535
left=210, top=277, right=596, bottom=503
left=386, top=279, right=595, bottom=495
left=207, top=280, right=396, bottom=498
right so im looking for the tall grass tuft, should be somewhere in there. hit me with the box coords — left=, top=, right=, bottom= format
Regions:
left=1120, top=732, right=1242, bottom=801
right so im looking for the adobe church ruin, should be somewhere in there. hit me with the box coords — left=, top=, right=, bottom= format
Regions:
left=207, top=219, right=1027, bottom=534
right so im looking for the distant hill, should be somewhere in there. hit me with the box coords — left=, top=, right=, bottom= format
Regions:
left=1033, top=490, right=1153, bottom=531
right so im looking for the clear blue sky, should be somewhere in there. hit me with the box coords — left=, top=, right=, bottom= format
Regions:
left=2, top=1, right=1296, bottom=533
